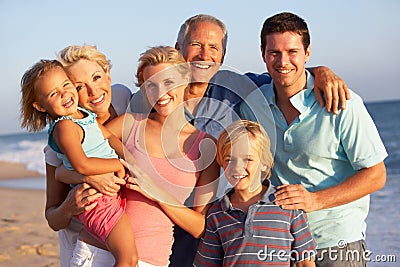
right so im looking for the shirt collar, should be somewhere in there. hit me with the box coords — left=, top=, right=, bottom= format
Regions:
left=259, top=83, right=276, bottom=107
left=289, top=70, right=316, bottom=114
left=184, top=78, right=215, bottom=121
left=203, top=72, right=221, bottom=98
left=220, top=180, right=277, bottom=212
left=261, top=70, right=316, bottom=113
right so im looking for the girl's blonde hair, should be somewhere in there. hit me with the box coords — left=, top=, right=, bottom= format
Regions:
left=57, top=44, right=111, bottom=73
left=20, top=59, right=64, bottom=132
left=217, top=120, right=274, bottom=180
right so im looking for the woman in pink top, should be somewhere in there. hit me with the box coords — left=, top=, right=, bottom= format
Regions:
left=107, top=46, right=220, bottom=266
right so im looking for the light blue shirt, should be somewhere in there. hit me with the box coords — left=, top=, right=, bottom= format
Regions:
left=48, top=107, right=117, bottom=171
left=241, top=71, right=387, bottom=248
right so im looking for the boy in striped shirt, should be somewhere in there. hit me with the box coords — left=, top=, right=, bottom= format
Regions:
left=194, top=120, right=316, bottom=266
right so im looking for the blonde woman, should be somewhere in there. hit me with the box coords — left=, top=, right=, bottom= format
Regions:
left=20, top=59, right=137, bottom=267
left=106, top=46, right=220, bottom=266
left=44, top=45, right=133, bottom=266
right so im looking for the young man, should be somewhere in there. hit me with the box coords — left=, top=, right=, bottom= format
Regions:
left=241, top=12, right=387, bottom=266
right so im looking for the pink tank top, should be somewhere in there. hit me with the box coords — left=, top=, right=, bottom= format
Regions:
left=123, top=115, right=206, bottom=266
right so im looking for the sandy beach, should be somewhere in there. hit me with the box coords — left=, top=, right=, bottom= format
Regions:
left=0, top=161, right=398, bottom=266
left=0, top=161, right=59, bottom=267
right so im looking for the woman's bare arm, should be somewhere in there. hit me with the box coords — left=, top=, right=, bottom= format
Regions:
left=45, top=163, right=101, bottom=231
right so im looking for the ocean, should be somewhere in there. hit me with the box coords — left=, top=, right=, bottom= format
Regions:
left=0, top=100, right=399, bottom=265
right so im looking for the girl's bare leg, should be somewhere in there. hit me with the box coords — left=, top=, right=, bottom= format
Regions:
left=106, top=213, right=138, bottom=267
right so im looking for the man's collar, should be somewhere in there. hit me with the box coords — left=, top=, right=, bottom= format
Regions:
left=264, top=70, right=316, bottom=113
left=289, top=70, right=316, bottom=114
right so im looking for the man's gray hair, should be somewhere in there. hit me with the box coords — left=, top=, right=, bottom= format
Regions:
left=176, top=14, right=228, bottom=54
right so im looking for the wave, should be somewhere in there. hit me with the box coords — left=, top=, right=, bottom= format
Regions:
left=0, top=137, right=47, bottom=175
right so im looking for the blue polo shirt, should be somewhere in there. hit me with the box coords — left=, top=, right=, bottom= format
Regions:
left=240, top=71, right=388, bottom=248
left=192, top=70, right=272, bottom=138
left=194, top=183, right=317, bottom=266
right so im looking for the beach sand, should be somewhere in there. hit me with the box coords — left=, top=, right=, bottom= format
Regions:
left=0, top=161, right=398, bottom=266
left=0, top=161, right=43, bottom=180
left=0, top=161, right=59, bottom=267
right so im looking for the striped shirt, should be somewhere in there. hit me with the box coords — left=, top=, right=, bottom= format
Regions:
left=194, top=184, right=316, bottom=266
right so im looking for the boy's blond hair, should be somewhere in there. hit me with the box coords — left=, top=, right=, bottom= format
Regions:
left=217, top=120, right=274, bottom=179
left=20, top=59, right=64, bottom=132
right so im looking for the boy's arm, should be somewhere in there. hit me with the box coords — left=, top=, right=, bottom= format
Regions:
left=193, top=209, right=224, bottom=267
left=290, top=210, right=317, bottom=265
left=53, top=119, right=124, bottom=177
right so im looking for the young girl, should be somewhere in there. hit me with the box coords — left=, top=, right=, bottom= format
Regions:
left=194, top=119, right=316, bottom=267
left=20, top=59, right=137, bottom=267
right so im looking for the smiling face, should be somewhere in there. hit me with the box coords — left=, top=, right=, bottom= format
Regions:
left=181, top=21, right=225, bottom=83
left=222, top=134, right=264, bottom=192
left=142, top=63, right=189, bottom=117
left=32, top=67, right=78, bottom=119
left=64, top=59, right=112, bottom=120
left=262, top=31, right=310, bottom=92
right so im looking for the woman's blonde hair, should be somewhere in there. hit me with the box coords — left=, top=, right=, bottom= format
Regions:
left=20, top=59, right=64, bottom=132
left=136, top=46, right=189, bottom=87
left=136, top=46, right=190, bottom=110
left=57, top=44, right=111, bottom=73
left=217, top=120, right=274, bottom=180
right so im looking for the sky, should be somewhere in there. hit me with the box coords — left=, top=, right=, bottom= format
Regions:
left=0, top=0, right=399, bottom=135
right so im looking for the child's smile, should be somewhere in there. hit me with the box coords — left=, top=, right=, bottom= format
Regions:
left=222, top=134, right=263, bottom=193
